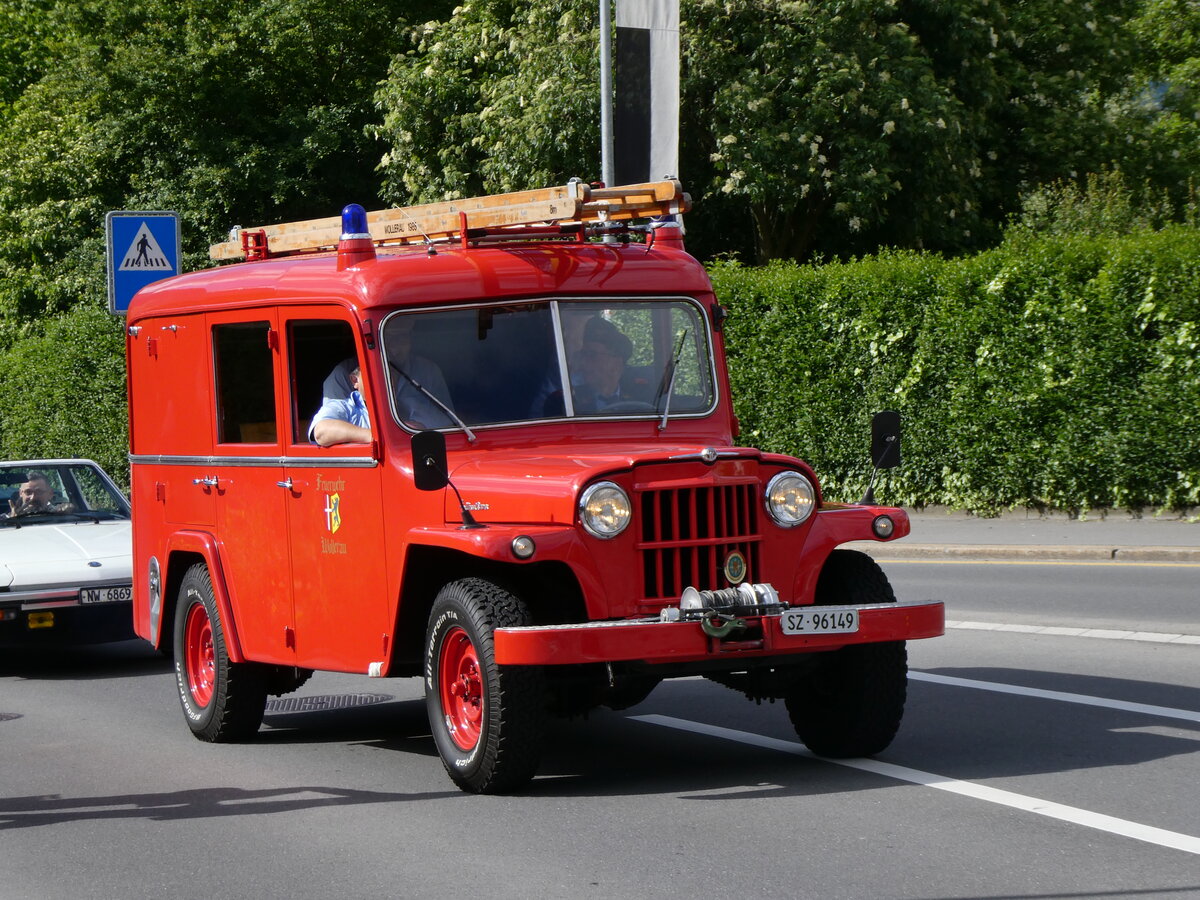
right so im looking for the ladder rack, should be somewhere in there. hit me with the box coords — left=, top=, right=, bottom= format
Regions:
left=209, top=180, right=690, bottom=260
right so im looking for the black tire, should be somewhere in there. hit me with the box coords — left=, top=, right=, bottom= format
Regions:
left=424, top=578, right=546, bottom=793
left=173, top=563, right=267, bottom=742
left=785, top=549, right=907, bottom=758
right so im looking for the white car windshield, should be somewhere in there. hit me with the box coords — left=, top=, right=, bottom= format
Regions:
left=0, top=462, right=130, bottom=525
left=380, top=299, right=716, bottom=430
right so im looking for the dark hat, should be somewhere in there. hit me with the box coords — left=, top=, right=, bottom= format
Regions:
left=583, top=316, right=633, bottom=360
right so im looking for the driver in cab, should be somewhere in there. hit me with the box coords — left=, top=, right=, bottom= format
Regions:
left=572, top=316, right=635, bottom=413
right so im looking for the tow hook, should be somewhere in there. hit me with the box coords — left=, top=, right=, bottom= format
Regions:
left=701, top=613, right=747, bottom=639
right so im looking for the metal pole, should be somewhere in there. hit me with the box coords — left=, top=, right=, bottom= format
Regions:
left=599, top=0, right=614, bottom=187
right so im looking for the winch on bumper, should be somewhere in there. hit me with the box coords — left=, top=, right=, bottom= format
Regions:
left=493, top=582, right=944, bottom=666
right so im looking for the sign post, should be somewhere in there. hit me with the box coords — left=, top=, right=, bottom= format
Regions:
left=105, top=211, right=181, bottom=315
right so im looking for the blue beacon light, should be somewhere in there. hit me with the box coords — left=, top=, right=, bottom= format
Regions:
left=341, top=203, right=370, bottom=239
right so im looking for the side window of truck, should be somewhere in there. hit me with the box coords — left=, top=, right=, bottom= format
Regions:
left=286, top=319, right=359, bottom=444
left=213, top=321, right=277, bottom=444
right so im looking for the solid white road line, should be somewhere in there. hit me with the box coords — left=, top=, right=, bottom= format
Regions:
left=633, top=714, right=1200, bottom=856
left=909, top=671, right=1200, bottom=723
left=946, top=619, right=1200, bottom=645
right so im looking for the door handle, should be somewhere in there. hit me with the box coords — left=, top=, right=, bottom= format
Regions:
left=276, top=478, right=294, bottom=490
left=192, top=476, right=219, bottom=487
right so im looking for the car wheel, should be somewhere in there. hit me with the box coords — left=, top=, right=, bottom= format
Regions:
left=784, top=549, right=907, bottom=758
left=173, top=563, right=267, bottom=742
left=425, top=577, right=545, bottom=793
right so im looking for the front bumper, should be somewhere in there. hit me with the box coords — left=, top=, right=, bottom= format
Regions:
left=494, top=598, right=943, bottom=666
left=0, top=582, right=136, bottom=646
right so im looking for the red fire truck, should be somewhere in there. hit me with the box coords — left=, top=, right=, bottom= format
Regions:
left=125, top=181, right=942, bottom=793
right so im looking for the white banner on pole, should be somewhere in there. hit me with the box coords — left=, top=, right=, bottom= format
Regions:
left=613, top=0, right=680, bottom=185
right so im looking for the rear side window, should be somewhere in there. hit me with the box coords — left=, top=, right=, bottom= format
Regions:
left=214, top=321, right=276, bottom=443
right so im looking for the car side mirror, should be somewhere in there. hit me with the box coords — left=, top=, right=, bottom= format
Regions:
left=871, top=410, right=901, bottom=469
left=412, top=430, right=449, bottom=491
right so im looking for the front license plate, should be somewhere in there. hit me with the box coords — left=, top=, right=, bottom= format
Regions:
left=80, top=585, right=132, bottom=605
left=780, top=607, right=859, bottom=635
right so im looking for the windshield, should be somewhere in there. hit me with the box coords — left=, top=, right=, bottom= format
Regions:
left=379, top=299, right=716, bottom=430
left=0, top=462, right=130, bottom=524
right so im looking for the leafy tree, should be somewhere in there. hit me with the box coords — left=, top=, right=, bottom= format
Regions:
left=374, top=1, right=600, bottom=203
left=375, top=0, right=1150, bottom=262
left=0, top=0, right=452, bottom=321
left=1100, top=0, right=1200, bottom=206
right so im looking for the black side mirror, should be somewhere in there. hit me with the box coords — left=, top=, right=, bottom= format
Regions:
left=412, top=430, right=449, bottom=491
left=871, top=410, right=901, bottom=469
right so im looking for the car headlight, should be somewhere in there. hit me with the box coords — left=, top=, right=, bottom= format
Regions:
left=579, top=481, right=631, bottom=539
left=764, top=471, right=815, bottom=527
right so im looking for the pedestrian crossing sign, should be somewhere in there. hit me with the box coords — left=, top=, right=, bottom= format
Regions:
left=106, top=211, right=180, bottom=314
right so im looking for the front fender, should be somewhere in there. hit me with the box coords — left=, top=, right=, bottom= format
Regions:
left=791, top=505, right=910, bottom=605
left=405, top=524, right=610, bottom=618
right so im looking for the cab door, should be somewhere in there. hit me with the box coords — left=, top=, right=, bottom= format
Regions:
left=207, top=310, right=295, bottom=665
left=279, top=311, right=389, bottom=673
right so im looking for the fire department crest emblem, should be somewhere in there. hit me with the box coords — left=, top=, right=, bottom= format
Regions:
left=325, top=493, right=342, bottom=534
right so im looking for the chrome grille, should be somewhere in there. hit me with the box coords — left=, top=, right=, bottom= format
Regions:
left=637, top=482, right=761, bottom=603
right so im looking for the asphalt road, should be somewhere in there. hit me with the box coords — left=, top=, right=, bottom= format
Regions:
left=2, top=559, right=1197, bottom=900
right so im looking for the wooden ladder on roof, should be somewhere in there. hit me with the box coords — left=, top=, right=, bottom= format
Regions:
left=208, top=179, right=690, bottom=260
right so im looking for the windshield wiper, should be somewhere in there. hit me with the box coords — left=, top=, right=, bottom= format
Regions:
left=389, top=362, right=477, bottom=442
left=654, top=329, right=689, bottom=431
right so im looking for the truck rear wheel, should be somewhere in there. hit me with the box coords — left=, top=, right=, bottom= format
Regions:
left=425, top=578, right=546, bottom=793
left=785, top=549, right=907, bottom=757
left=173, top=563, right=267, bottom=742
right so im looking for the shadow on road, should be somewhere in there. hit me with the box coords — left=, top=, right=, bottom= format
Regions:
left=260, top=695, right=440, bottom=758
left=0, top=639, right=168, bottom=681
left=0, top=784, right=457, bottom=830
left=893, top=665, right=1200, bottom=780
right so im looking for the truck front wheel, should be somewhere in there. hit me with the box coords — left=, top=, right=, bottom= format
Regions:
left=173, top=563, right=267, bottom=742
left=425, top=578, right=546, bottom=793
left=785, top=549, right=907, bottom=758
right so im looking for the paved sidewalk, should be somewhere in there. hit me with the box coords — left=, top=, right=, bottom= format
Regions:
left=846, top=506, right=1200, bottom=562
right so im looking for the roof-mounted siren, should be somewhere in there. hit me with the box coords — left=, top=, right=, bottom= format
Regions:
left=338, top=203, right=376, bottom=270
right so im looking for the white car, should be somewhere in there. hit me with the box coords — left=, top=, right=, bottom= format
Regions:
left=0, top=459, right=135, bottom=646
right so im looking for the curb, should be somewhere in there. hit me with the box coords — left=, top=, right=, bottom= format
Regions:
left=844, top=542, right=1200, bottom=563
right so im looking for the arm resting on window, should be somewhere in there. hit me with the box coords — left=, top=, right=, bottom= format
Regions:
left=312, top=419, right=371, bottom=447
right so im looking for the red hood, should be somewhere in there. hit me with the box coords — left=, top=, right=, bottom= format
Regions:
left=443, top=441, right=760, bottom=525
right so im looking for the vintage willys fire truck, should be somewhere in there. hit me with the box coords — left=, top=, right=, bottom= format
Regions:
left=125, top=181, right=942, bottom=793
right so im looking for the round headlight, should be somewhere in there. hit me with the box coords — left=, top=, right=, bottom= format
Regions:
left=764, top=471, right=815, bottom=527
left=579, top=481, right=631, bottom=539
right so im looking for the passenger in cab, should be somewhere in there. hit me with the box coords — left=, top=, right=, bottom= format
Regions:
left=310, top=365, right=371, bottom=446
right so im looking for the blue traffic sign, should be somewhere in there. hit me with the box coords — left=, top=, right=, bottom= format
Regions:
left=105, top=211, right=181, bottom=314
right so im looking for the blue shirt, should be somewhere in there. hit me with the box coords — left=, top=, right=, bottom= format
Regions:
left=308, top=390, right=370, bottom=442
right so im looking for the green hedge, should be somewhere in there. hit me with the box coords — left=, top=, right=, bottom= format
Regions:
left=713, top=225, right=1200, bottom=514
left=0, top=305, right=129, bottom=485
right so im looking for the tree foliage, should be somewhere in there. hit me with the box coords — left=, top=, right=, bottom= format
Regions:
left=0, top=0, right=452, bottom=321
left=374, top=0, right=1189, bottom=262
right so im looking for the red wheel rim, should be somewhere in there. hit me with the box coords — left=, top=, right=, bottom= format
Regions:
left=438, top=626, right=483, bottom=751
left=183, top=603, right=216, bottom=708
